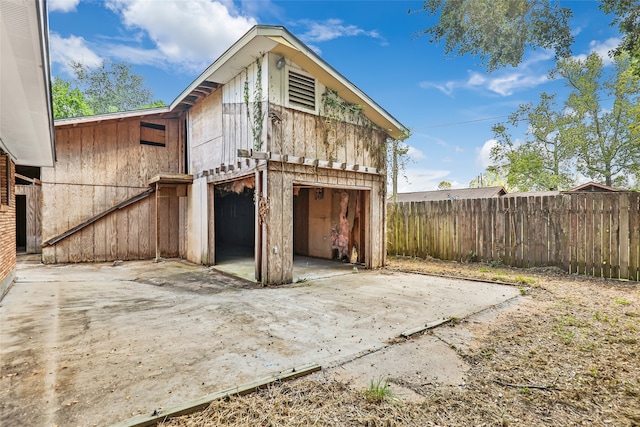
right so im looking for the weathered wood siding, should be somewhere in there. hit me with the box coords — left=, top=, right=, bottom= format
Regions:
left=15, top=184, right=42, bottom=253
left=188, top=57, right=267, bottom=177
left=387, top=193, right=640, bottom=281
left=263, top=162, right=386, bottom=284
left=42, top=117, right=184, bottom=263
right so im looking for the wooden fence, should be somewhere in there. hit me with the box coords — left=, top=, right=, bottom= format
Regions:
left=387, top=193, right=640, bottom=281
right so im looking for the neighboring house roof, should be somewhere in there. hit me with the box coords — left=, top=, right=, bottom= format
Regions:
left=0, top=0, right=54, bottom=166
left=503, top=190, right=560, bottom=198
left=563, top=181, right=626, bottom=193
left=55, top=107, right=172, bottom=128
left=54, top=25, right=408, bottom=140
left=395, top=186, right=507, bottom=202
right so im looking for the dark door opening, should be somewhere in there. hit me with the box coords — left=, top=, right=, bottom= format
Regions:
left=214, top=188, right=255, bottom=263
left=16, top=194, right=26, bottom=252
left=293, top=186, right=367, bottom=264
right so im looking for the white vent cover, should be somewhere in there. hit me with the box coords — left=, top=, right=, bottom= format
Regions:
left=288, top=71, right=316, bottom=111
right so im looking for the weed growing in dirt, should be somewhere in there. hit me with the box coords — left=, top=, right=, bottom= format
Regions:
left=364, top=377, right=393, bottom=403
left=615, top=297, right=631, bottom=305
left=515, top=275, right=536, bottom=285
left=555, top=324, right=575, bottom=345
left=519, top=286, right=528, bottom=296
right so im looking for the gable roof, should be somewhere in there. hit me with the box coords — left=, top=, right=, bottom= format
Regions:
left=172, top=25, right=407, bottom=139
left=564, top=181, right=626, bottom=193
left=395, top=186, right=507, bottom=202
left=55, top=25, right=407, bottom=139
left=0, top=0, right=55, bottom=166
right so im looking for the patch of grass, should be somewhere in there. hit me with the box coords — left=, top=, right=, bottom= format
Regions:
left=555, top=324, right=575, bottom=345
left=478, top=267, right=491, bottom=273
left=519, top=286, right=529, bottom=296
left=615, top=297, right=631, bottom=306
left=364, top=377, right=393, bottom=403
left=515, top=275, right=536, bottom=285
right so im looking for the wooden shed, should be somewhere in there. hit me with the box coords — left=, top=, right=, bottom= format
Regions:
left=40, top=25, right=407, bottom=285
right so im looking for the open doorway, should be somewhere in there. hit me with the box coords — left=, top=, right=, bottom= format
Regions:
left=16, top=194, right=26, bottom=252
left=213, top=177, right=255, bottom=264
left=293, top=186, right=367, bottom=265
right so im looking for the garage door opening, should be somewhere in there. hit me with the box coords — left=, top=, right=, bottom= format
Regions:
left=214, top=178, right=255, bottom=264
left=293, top=186, right=367, bottom=265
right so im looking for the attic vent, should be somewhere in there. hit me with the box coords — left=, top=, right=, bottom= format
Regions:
left=288, top=71, right=316, bottom=111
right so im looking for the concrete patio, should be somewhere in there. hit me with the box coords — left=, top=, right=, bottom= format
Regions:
left=0, top=256, right=520, bottom=426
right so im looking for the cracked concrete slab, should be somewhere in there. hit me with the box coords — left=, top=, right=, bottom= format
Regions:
left=0, top=257, right=520, bottom=426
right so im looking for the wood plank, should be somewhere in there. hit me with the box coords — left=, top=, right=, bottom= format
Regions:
left=169, top=186, right=179, bottom=257
left=592, top=194, right=603, bottom=278
left=609, top=194, right=620, bottom=279
left=584, top=194, right=594, bottom=276
left=601, top=195, right=612, bottom=278
left=55, top=129, right=71, bottom=263
left=80, top=125, right=95, bottom=262
left=619, top=192, right=630, bottom=280
left=139, top=195, right=151, bottom=259
left=108, top=364, right=321, bottom=427
left=628, top=194, right=640, bottom=281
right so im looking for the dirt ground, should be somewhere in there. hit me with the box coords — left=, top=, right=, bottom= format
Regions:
left=162, top=256, right=640, bottom=427
left=0, top=256, right=519, bottom=426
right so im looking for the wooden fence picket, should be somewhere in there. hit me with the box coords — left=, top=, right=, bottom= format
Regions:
left=387, top=192, right=639, bottom=281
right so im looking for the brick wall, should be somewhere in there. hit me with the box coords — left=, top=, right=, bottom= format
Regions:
left=0, top=153, right=16, bottom=290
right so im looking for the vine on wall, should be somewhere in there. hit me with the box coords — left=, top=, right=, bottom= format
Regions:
left=244, top=56, right=264, bottom=151
left=320, top=88, right=384, bottom=168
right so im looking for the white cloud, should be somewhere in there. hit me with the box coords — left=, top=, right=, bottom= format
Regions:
left=476, top=139, right=497, bottom=168
left=418, top=80, right=457, bottom=96
left=49, top=0, right=80, bottom=12
left=396, top=168, right=451, bottom=192
left=574, top=37, right=621, bottom=66
left=485, top=73, right=549, bottom=96
left=296, top=19, right=385, bottom=45
left=421, top=50, right=552, bottom=97
left=49, top=33, right=103, bottom=72
left=407, top=145, right=426, bottom=160
left=105, top=0, right=256, bottom=71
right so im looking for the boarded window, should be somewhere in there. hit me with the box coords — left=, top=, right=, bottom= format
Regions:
left=140, top=122, right=166, bottom=147
left=288, top=71, right=316, bottom=111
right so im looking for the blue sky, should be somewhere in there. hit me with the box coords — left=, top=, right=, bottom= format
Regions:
left=47, top=0, right=622, bottom=191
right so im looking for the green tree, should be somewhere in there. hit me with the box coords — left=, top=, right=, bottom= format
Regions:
left=469, top=169, right=510, bottom=189
left=71, top=59, right=163, bottom=114
left=51, top=76, right=93, bottom=119
left=387, top=130, right=412, bottom=202
left=417, top=0, right=573, bottom=71
left=490, top=52, right=640, bottom=189
left=417, top=0, right=640, bottom=71
left=491, top=93, right=576, bottom=191
left=437, top=181, right=452, bottom=190
left=554, top=53, right=640, bottom=186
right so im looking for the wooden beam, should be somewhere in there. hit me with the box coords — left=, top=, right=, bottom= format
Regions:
left=42, top=187, right=155, bottom=247
left=108, top=364, right=321, bottom=427
left=15, top=173, right=40, bottom=185
left=401, top=318, right=452, bottom=338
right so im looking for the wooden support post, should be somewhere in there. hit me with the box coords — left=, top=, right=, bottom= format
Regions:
left=155, top=182, right=160, bottom=261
